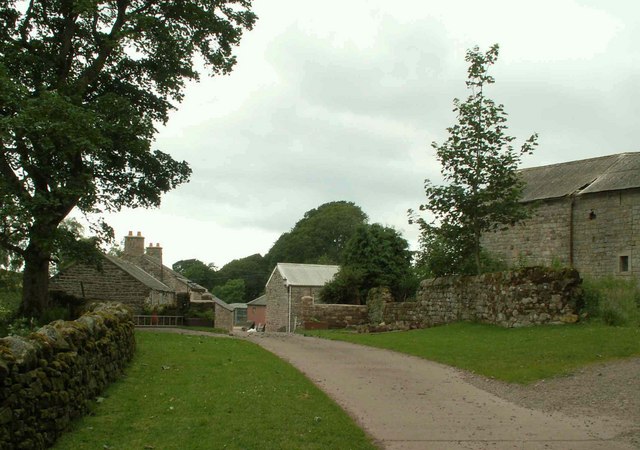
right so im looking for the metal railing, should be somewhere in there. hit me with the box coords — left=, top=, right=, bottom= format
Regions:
left=134, top=315, right=184, bottom=327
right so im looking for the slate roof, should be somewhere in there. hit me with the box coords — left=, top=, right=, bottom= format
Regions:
left=104, top=254, right=173, bottom=292
left=268, top=263, right=340, bottom=287
left=520, top=152, right=640, bottom=202
left=247, top=295, right=266, bottom=306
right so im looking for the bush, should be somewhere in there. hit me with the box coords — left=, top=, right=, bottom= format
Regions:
left=582, top=276, right=640, bottom=326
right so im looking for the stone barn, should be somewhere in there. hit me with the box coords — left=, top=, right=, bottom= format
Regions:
left=264, top=263, right=339, bottom=332
left=50, top=231, right=210, bottom=312
left=482, top=152, right=640, bottom=279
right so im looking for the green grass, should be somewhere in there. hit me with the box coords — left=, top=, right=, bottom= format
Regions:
left=176, top=325, right=229, bottom=334
left=54, top=331, right=375, bottom=450
left=303, top=322, right=640, bottom=384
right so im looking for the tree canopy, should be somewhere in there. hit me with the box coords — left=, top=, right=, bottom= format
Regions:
left=320, top=223, right=412, bottom=304
left=411, top=44, right=537, bottom=276
left=172, top=258, right=217, bottom=290
left=0, top=0, right=256, bottom=317
left=213, top=253, right=268, bottom=301
left=266, top=201, right=368, bottom=267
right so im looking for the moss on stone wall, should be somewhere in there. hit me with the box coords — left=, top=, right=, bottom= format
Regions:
left=0, top=303, right=135, bottom=449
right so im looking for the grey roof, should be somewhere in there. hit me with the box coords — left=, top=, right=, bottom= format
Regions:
left=520, top=152, right=640, bottom=202
left=104, top=255, right=173, bottom=292
left=247, top=295, right=266, bottom=306
left=269, top=263, right=340, bottom=287
left=212, top=296, right=233, bottom=311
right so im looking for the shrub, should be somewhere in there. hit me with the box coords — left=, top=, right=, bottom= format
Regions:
left=582, top=276, right=640, bottom=326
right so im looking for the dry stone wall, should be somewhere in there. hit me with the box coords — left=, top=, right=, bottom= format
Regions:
left=300, top=297, right=367, bottom=329
left=0, top=304, right=135, bottom=449
left=382, top=267, right=582, bottom=329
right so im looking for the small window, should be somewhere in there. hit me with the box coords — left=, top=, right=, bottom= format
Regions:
left=619, top=255, right=630, bottom=272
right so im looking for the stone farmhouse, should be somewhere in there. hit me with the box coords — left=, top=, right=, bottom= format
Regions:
left=50, top=231, right=211, bottom=312
left=482, top=152, right=640, bottom=279
left=265, top=263, right=339, bottom=332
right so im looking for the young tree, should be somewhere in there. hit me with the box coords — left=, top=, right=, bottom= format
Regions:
left=0, top=1, right=256, bottom=317
left=412, top=44, right=537, bottom=275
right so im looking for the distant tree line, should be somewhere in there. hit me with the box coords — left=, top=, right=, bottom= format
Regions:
left=173, top=200, right=418, bottom=304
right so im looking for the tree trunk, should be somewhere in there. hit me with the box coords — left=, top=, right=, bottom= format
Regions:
left=19, top=247, right=51, bottom=319
left=474, top=228, right=482, bottom=275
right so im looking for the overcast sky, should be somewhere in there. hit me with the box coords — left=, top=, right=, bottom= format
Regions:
left=93, top=0, right=639, bottom=268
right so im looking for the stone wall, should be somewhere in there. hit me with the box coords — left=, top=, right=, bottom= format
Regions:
left=265, top=269, right=289, bottom=332
left=0, top=303, right=135, bottom=449
left=299, top=297, right=368, bottom=329
left=49, top=258, right=174, bottom=313
left=381, top=268, right=582, bottom=329
left=481, top=189, right=640, bottom=279
left=214, top=303, right=233, bottom=332
left=481, top=199, right=571, bottom=267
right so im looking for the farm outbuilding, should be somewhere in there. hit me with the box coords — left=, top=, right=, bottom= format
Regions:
left=264, top=263, right=339, bottom=332
left=482, top=152, right=640, bottom=279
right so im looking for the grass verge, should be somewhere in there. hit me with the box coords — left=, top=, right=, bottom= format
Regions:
left=303, top=322, right=640, bottom=384
left=53, top=331, right=375, bottom=450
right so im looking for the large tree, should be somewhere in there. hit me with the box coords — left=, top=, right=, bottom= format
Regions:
left=0, top=0, right=256, bottom=317
left=411, top=44, right=537, bottom=275
left=266, top=201, right=368, bottom=267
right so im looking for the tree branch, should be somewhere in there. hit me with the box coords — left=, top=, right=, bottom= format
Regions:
left=74, top=0, right=130, bottom=95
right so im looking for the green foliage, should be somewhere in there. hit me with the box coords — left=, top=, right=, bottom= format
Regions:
left=0, top=0, right=257, bottom=318
left=306, top=322, right=640, bottom=384
left=214, top=253, right=269, bottom=301
left=53, top=332, right=375, bottom=450
left=582, top=277, right=640, bottom=326
left=212, top=278, right=246, bottom=304
left=172, top=259, right=217, bottom=290
left=319, top=266, right=365, bottom=305
left=321, top=224, right=412, bottom=304
left=266, top=201, right=368, bottom=267
left=411, top=44, right=537, bottom=275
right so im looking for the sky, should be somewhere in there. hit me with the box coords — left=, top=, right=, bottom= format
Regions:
left=90, top=0, right=640, bottom=268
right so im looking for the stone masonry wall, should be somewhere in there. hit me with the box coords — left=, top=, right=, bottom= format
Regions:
left=265, top=269, right=289, bottom=332
left=481, top=198, right=571, bottom=267
left=382, top=268, right=582, bottom=329
left=214, top=303, right=233, bottom=332
left=299, top=297, right=367, bottom=329
left=49, top=259, right=156, bottom=313
left=572, top=190, right=640, bottom=278
left=0, top=304, right=135, bottom=449
left=482, top=189, right=640, bottom=279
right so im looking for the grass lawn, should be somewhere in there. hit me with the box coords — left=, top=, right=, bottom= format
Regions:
left=303, top=322, right=640, bottom=384
left=54, top=331, right=375, bottom=450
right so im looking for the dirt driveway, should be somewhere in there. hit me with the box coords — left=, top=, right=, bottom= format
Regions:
left=246, top=333, right=638, bottom=450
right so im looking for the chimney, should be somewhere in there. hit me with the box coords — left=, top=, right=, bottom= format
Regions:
left=146, top=242, right=163, bottom=265
left=123, top=231, right=145, bottom=257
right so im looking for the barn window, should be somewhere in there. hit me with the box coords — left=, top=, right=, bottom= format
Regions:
left=619, top=255, right=630, bottom=273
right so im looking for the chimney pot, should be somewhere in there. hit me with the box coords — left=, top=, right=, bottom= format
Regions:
left=137, top=231, right=142, bottom=237
left=128, top=231, right=133, bottom=236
